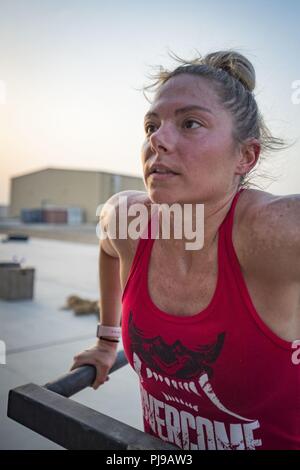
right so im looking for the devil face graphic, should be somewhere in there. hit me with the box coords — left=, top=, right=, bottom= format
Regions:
left=128, top=310, right=225, bottom=380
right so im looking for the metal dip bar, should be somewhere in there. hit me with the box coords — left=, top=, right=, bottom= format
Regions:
left=44, top=349, right=129, bottom=397
left=7, top=350, right=177, bottom=450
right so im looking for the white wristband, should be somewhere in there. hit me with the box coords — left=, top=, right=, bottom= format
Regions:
left=97, top=324, right=121, bottom=338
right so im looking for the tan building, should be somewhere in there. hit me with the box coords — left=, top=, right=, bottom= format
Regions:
left=10, top=167, right=145, bottom=223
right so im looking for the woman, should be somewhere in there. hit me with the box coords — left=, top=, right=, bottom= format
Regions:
left=71, top=50, right=300, bottom=450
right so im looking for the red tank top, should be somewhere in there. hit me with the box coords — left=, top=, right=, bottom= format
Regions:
left=121, top=190, right=300, bottom=450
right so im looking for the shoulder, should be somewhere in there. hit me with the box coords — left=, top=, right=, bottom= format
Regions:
left=99, top=190, right=151, bottom=257
left=100, top=190, right=152, bottom=227
left=236, top=188, right=300, bottom=281
left=100, top=190, right=151, bottom=210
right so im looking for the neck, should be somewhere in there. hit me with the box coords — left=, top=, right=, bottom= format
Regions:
left=156, top=189, right=239, bottom=255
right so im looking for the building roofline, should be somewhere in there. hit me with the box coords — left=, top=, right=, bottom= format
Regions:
left=11, top=166, right=143, bottom=180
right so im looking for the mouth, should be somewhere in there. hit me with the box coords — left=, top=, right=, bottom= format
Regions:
left=149, top=172, right=179, bottom=181
left=147, top=165, right=180, bottom=181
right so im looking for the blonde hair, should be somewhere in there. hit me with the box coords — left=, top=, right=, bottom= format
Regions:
left=143, top=50, right=291, bottom=189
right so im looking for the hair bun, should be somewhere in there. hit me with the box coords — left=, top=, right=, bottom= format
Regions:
left=203, top=50, right=256, bottom=92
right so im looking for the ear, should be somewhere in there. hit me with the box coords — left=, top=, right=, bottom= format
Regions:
left=235, top=138, right=261, bottom=176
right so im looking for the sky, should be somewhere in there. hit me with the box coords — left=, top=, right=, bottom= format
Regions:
left=0, top=0, right=299, bottom=204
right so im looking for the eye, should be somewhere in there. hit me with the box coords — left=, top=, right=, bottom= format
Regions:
left=183, top=119, right=202, bottom=129
left=144, top=123, right=158, bottom=136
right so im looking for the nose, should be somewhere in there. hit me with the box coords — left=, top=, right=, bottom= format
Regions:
left=149, top=123, right=174, bottom=154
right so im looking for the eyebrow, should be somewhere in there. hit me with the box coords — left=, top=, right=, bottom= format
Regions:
left=144, top=105, right=213, bottom=121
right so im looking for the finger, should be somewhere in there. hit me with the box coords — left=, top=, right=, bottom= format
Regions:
left=92, top=369, right=108, bottom=389
left=69, top=360, right=84, bottom=371
left=92, top=379, right=105, bottom=390
left=70, top=352, right=97, bottom=371
left=69, top=358, right=90, bottom=372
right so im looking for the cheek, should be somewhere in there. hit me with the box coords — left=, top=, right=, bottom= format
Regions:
left=182, top=151, right=231, bottom=186
left=141, top=141, right=150, bottom=163
left=191, top=137, right=233, bottom=168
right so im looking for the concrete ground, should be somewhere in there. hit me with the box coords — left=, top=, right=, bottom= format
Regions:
left=0, top=219, right=98, bottom=244
left=0, top=235, right=142, bottom=449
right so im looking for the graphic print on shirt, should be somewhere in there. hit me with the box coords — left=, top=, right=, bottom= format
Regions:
left=128, top=311, right=262, bottom=450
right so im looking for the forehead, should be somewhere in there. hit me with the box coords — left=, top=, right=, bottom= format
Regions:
left=150, top=74, right=221, bottom=113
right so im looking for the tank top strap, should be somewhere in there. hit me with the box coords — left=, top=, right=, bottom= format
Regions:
left=216, top=188, right=244, bottom=274
left=219, top=188, right=245, bottom=244
left=121, top=208, right=159, bottom=301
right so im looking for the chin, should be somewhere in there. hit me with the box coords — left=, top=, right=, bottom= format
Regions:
left=147, top=188, right=182, bottom=205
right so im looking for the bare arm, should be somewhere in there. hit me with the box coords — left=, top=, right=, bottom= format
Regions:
left=70, top=195, right=123, bottom=388
left=242, top=194, right=300, bottom=281
left=71, top=190, right=149, bottom=388
left=238, top=192, right=300, bottom=338
left=98, top=188, right=151, bottom=330
left=98, top=244, right=122, bottom=335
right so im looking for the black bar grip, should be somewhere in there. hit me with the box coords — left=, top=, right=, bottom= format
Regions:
left=44, top=349, right=128, bottom=397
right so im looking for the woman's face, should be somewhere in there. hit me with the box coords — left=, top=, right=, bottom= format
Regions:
left=141, top=73, right=243, bottom=205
